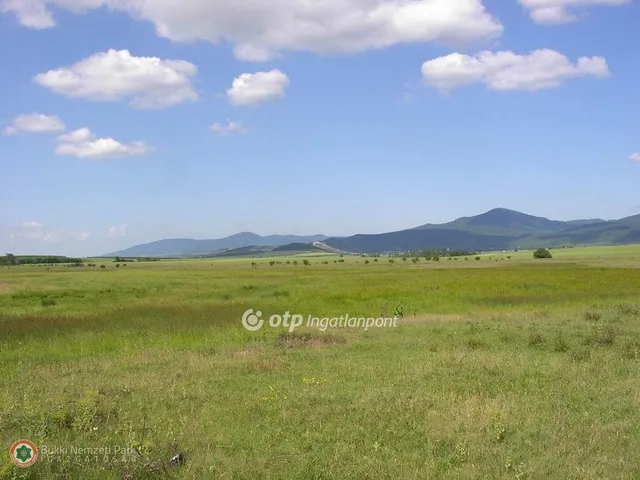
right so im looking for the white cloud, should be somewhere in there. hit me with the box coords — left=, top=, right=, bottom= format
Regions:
left=227, top=70, right=290, bottom=106
left=0, top=0, right=103, bottom=29
left=107, top=225, right=126, bottom=238
left=3, top=113, right=66, bottom=135
left=630, top=153, right=640, bottom=162
left=55, top=127, right=152, bottom=160
left=9, top=221, right=91, bottom=243
left=20, top=221, right=45, bottom=228
left=421, top=49, right=610, bottom=92
left=33, top=49, right=198, bottom=109
left=519, top=0, right=629, bottom=25
left=58, top=127, right=95, bottom=143
left=210, top=120, right=248, bottom=136
left=3, top=1, right=503, bottom=59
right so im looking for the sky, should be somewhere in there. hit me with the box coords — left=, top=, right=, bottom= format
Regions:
left=1, top=0, right=639, bottom=256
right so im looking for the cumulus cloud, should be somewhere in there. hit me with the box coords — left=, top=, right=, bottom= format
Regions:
left=421, top=49, right=610, bottom=92
left=9, top=221, right=91, bottom=243
left=630, top=153, right=640, bottom=162
left=0, top=0, right=103, bottom=29
left=33, top=49, right=198, bottom=109
left=56, top=127, right=152, bottom=160
left=3, top=113, right=66, bottom=135
left=107, top=224, right=126, bottom=238
left=3, top=0, right=503, bottom=59
left=227, top=70, right=289, bottom=106
left=210, top=120, right=248, bottom=136
left=58, top=127, right=94, bottom=143
left=519, top=0, right=629, bottom=25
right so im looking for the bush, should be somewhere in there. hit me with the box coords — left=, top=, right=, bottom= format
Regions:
left=302, top=259, right=310, bottom=266
left=533, top=248, right=552, bottom=259
left=100, top=265, right=106, bottom=269
left=41, top=297, right=57, bottom=307
left=475, top=256, right=481, bottom=261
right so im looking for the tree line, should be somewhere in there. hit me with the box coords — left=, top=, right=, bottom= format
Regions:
left=0, top=254, right=83, bottom=265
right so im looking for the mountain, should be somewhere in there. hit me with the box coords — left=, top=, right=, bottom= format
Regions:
left=322, top=209, right=640, bottom=254
left=199, top=243, right=326, bottom=258
left=104, top=233, right=327, bottom=257
left=414, top=208, right=594, bottom=235
left=104, top=209, right=640, bottom=257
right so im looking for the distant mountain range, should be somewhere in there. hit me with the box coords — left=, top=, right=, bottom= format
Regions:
left=104, top=209, right=640, bottom=257
left=105, top=233, right=327, bottom=257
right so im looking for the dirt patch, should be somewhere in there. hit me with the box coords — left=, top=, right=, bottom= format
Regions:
left=276, top=331, right=346, bottom=348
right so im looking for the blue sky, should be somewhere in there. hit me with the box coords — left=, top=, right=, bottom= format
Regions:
left=1, top=0, right=638, bottom=256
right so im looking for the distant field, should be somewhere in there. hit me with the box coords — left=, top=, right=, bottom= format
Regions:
left=1, top=244, right=640, bottom=478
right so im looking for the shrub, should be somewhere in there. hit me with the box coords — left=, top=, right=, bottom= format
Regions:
left=100, top=265, right=106, bottom=269
left=269, top=261, right=276, bottom=266
left=528, top=331, right=545, bottom=347
left=475, top=256, right=481, bottom=261
left=302, top=259, right=310, bottom=266
left=584, top=311, right=602, bottom=322
left=533, top=248, right=552, bottom=259
left=41, top=297, right=57, bottom=307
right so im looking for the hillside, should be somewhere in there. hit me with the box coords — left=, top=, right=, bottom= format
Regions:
left=105, top=234, right=327, bottom=257
left=200, top=243, right=326, bottom=258
left=323, top=209, right=640, bottom=254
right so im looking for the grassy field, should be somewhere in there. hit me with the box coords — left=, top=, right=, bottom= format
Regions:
left=2, top=246, right=640, bottom=478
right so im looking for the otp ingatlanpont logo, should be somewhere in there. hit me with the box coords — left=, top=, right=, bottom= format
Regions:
left=9, top=440, right=38, bottom=468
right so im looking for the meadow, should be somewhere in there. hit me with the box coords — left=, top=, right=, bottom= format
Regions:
left=1, top=246, right=640, bottom=479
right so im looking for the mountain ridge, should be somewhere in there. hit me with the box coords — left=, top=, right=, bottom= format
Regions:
left=103, top=209, right=640, bottom=257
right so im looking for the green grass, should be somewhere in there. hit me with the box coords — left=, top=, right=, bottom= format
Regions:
left=1, top=245, right=640, bottom=479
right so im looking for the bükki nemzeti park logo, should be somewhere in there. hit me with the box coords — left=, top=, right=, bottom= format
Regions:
left=9, top=440, right=38, bottom=468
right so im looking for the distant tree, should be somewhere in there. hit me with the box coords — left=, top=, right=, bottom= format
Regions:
left=303, top=259, right=310, bottom=266
left=475, top=256, right=481, bottom=261
left=269, top=261, right=276, bottom=266
left=100, top=265, right=106, bottom=269
left=374, top=259, right=378, bottom=262
left=433, top=256, right=440, bottom=262
left=412, top=257, right=419, bottom=263
left=507, top=256, right=512, bottom=260
left=533, top=248, right=552, bottom=259
left=115, top=264, right=120, bottom=268
left=293, top=260, right=298, bottom=266
left=389, top=259, right=395, bottom=263
left=365, top=260, right=370, bottom=264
